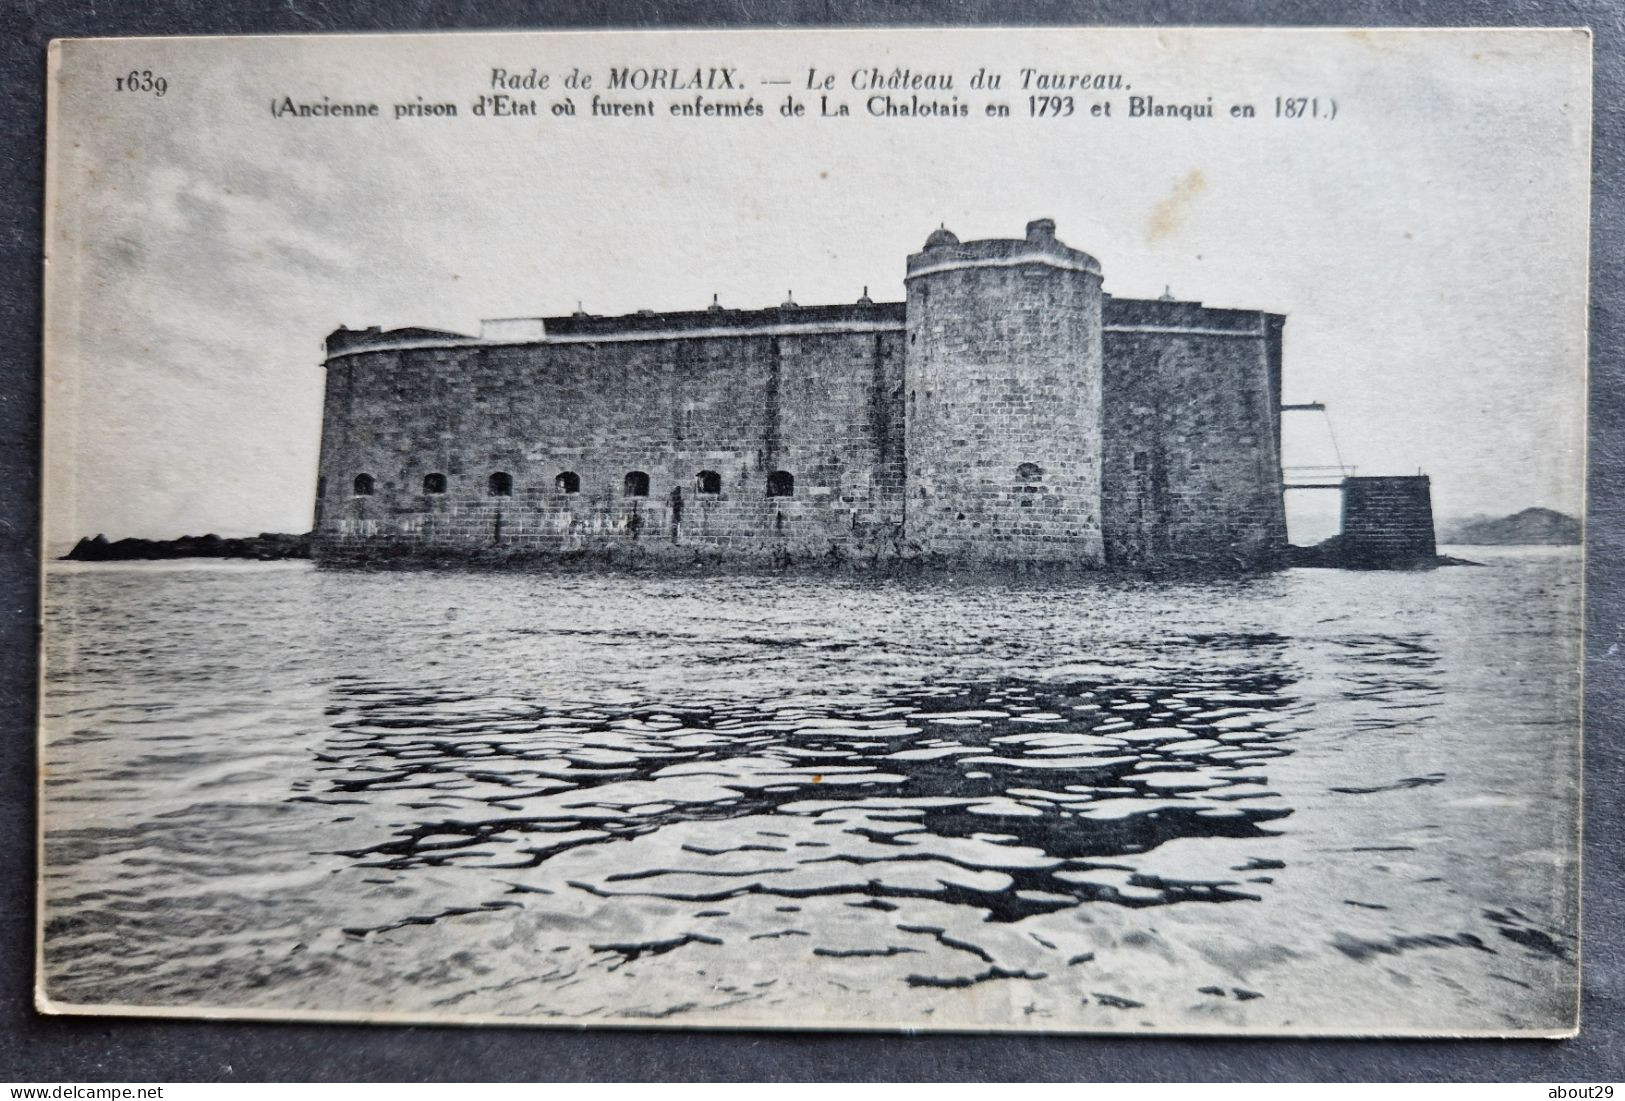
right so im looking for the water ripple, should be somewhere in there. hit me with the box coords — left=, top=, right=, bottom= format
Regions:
left=38, top=553, right=1583, bottom=1031
left=312, top=668, right=1301, bottom=923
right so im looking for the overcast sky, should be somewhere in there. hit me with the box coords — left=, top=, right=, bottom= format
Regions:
left=44, top=28, right=1591, bottom=544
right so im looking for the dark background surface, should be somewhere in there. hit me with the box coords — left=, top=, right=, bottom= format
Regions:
left=2, top=0, right=1621, bottom=1082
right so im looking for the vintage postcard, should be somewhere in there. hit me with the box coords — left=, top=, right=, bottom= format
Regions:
left=38, top=27, right=1590, bottom=1035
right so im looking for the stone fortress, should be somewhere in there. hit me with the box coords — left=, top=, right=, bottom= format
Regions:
left=313, top=218, right=1300, bottom=569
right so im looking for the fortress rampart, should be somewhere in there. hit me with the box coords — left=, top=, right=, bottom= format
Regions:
left=312, top=220, right=1288, bottom=569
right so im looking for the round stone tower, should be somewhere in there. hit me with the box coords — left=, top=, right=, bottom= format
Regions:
left=902, top=218, right=1106, bottom=564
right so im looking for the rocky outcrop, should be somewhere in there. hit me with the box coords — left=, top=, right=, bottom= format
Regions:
left=1284, top=535, right=1476, bottom=570
left=62, top=532, right=312, bottom=562
left=1438, top=508, right=1581, bottom=545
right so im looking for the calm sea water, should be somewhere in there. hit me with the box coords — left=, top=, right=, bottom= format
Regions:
left=39, top=549, right=1582, bottom=1033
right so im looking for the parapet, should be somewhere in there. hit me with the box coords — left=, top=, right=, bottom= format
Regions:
left=323, top=325, right=474, bottom=359
left=322, top=301, right=908, bottom=362
left=905, top=218, right=1102, bottom=280
left=1104, top=296, right=1283, bottom=336
left=539, top=300, right=905, bottom=338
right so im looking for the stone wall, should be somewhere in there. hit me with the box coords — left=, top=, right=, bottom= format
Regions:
left=1340, top=475, right=1437, bottom=565
left=312, top=223, right=1295, bottom=572
left=313, top=311, right=906, bottom=564
left=901, top=224, right=1106, bottom=565
left=1100, top=298, right=1288, bottom=568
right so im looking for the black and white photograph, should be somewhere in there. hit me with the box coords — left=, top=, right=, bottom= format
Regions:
left=38, top=27, right=1590, bottom=1036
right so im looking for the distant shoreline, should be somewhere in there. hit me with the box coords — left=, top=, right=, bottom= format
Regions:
left=1437, top=508, right=1581, bottom=546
